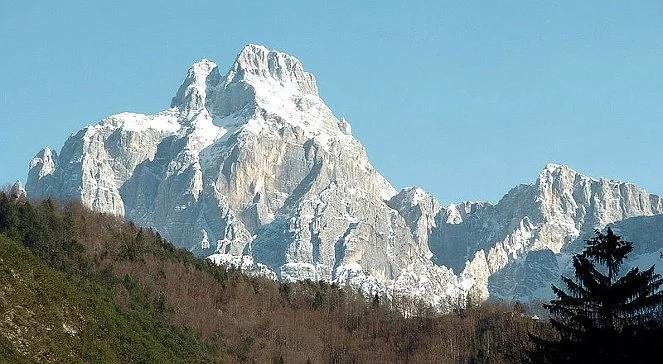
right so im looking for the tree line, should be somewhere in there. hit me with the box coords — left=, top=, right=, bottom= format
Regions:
left=1, top=189, right=662, bottom=362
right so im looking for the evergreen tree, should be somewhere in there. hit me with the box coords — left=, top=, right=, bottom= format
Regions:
left=533, top=228, right=663, bottom=362
left=372, top=292, right=381, bottom=308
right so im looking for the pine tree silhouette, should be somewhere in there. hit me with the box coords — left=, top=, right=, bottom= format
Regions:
left=533, top=227, right=663, bottom=363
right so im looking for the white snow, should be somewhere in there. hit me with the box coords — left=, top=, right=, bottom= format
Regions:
left=26, top=43, right=663, bottom=311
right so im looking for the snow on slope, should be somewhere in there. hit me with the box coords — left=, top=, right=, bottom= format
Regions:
left=25, top=45, right=663, bottom=307
left=26, top=44, right=469, bottom=308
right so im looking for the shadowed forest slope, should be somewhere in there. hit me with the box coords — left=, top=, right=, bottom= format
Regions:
left=0, top=193, right=549, bottom=363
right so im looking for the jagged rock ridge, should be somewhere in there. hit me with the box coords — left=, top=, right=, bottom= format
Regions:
left=26, top=45, right=468, bottom=306
left=25, top=45, right=663, bottom=306
left=427, top=163, right=663, bottom=301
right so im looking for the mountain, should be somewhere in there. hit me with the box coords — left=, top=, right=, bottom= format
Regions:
left=428, top=163, right=663, bottom=301
left=490, top=213, right=663, bottom=302
left=8, top=181, right=25, bottom=199
left=25, top=44, right=663, bottom=306
left=25, top=44, right=465, bottom=306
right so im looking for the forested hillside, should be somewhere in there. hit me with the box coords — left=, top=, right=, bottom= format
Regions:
left=0, top=192, right=547, bottom=363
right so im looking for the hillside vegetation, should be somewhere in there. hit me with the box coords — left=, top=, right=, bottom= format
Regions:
left=0, top=193, right=548, bottom=363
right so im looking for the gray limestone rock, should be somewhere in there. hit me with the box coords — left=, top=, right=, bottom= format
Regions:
left=25, top=45, right=663, bottom=307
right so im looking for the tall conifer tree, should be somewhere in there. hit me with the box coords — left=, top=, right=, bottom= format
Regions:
left=534, top=228, right=663, bottom=362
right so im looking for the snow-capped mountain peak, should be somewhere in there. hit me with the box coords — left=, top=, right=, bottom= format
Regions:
left=28, top=148, right=57, bottom=177
left=24, top=44, right=663, bottom=308
left=542, top=162, right=570, bottom=173
left=171, top=58, right=219, bottom=113
left=9, top=181, right=26, bottom=199
left=226, top=44, right=318, bottom=96
left=536, top=163, right=579, bottom=188
left=26, top=44, right=417, bottom=299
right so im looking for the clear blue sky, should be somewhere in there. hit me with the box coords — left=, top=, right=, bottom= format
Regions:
left=1, top=1, right=662, bottom=203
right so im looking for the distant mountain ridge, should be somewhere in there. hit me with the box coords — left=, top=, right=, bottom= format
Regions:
left=25, top=44, right=663, bottom=306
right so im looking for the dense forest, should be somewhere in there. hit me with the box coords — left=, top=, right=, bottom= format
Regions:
left=0, top=191, right=551, bottom=363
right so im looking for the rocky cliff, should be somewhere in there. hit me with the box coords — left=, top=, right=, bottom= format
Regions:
left=26, top=45, right=663, bottom=306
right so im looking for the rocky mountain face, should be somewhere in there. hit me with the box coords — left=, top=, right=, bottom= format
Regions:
left=489, top=214, right=663, bottom=302
left=8, top=181, right=26, bottom=199
left=25, top=45, right=463, bottom=306
left=428, top=164, right=663, bottom=301
left=25, top=45, right=663, bottom=307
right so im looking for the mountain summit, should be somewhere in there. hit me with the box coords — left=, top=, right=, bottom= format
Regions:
left=26, top=44, right=445, bottom=303
left=25, top=45, right=663, bottom=306
left=228, top=44, right=318, bottom=95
